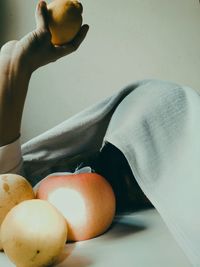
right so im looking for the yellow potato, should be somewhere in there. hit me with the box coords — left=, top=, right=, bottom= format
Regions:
left=47, top=0, right=83, bottom=45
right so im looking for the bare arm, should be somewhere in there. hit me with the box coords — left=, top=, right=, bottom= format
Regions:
left=0, top=1, right=89, bottom=146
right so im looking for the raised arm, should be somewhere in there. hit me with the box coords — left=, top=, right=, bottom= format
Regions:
left=0, top=1, right=89, bottom=146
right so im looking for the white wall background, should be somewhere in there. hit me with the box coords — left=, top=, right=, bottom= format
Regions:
left=1, top=0, right=200, bottom=143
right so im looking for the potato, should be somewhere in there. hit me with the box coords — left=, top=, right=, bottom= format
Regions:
left=0, top=174, right=35, bottom=250
left=0, top=199, right=67, bottom=267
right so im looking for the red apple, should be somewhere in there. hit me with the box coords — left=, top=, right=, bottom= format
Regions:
left=36, top=172, right=116, bottom=241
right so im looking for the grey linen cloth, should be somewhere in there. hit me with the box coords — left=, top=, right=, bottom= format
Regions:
left=21, top=79, right=200, bottom=266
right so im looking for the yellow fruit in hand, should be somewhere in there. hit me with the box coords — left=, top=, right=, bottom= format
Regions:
left=47, top=0, right=83, bottom=45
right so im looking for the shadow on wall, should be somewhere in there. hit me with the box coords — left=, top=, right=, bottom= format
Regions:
left=0, top=1, right=19, bottom=48
left=0, top=1, right=8, bottom=48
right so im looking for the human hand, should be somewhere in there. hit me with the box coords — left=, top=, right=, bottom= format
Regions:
left=0, top=1, right=89, bottom=73
left=0, top=1, right=89, bottom=146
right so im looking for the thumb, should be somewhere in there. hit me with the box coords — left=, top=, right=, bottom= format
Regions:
left=35, top=1, right=49, bottom=30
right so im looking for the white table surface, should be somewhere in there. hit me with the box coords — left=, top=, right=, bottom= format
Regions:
left=0, top=208, right=191, bottom=267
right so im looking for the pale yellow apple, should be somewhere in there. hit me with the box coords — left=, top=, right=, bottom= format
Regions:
left=0, top=174, right=35, bottom=250
left=0, top=199, right=67, bottom=267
